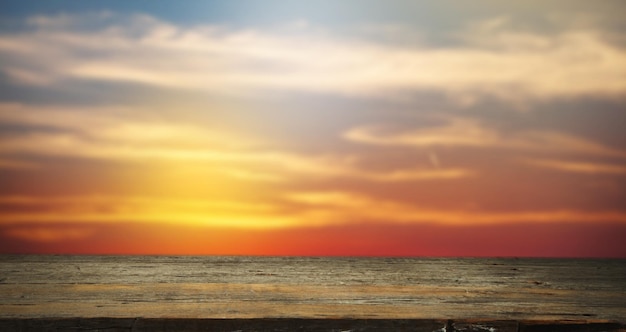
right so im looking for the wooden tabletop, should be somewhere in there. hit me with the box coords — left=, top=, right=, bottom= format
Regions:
left=1, top=255, right=624, bottom=331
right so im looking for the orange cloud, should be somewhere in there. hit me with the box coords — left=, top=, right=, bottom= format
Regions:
left=0, top=158, right=38, bottom=170
left=285, top=190, right=626, bottom=226
left=523, top=158, right=626, bottom=175
left=345, top=117, right=626, bottom=158
left=5, top=226, right=93, bottom=242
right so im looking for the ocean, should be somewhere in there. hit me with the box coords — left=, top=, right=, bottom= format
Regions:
left=0, top=255, right=624, bottom=330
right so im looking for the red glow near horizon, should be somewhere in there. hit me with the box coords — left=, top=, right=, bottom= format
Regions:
left=1, top=222, right=624, bottom=257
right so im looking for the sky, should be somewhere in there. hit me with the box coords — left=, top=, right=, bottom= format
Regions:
left=0, top=1, right=625, bottom=257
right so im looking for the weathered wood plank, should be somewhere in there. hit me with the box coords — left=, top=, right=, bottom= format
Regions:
left=0, top=318, right=623, bottom=332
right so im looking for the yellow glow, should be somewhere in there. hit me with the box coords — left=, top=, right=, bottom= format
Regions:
left=3, top=192, right=625, bottom=230
left=0, top=195, right=292, bottom=228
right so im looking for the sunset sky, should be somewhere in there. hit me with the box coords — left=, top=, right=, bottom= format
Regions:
left=1, top=1, right=625, bottom=257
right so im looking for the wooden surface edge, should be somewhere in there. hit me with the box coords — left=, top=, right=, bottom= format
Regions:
left=0, top=318, right=623, bottom=332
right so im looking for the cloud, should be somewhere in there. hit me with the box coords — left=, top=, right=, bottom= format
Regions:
left=1, top=13, right=625, bottom=101
left=523, top=158, right=626, bottom=174
left=345, top=118, right=500, bottom=147
left=285, top=190, right=626, bottom=226
left=0, top=103, right=472, bottom=183
left=289, top=191, right=626, bottom=225
left=345, top=117, right=626, bottom=158
left=353, top=168, right=471, bottom=181
left=0, top=158, right=38, bottom=170
left=0, top=102, right=274, bottom=163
